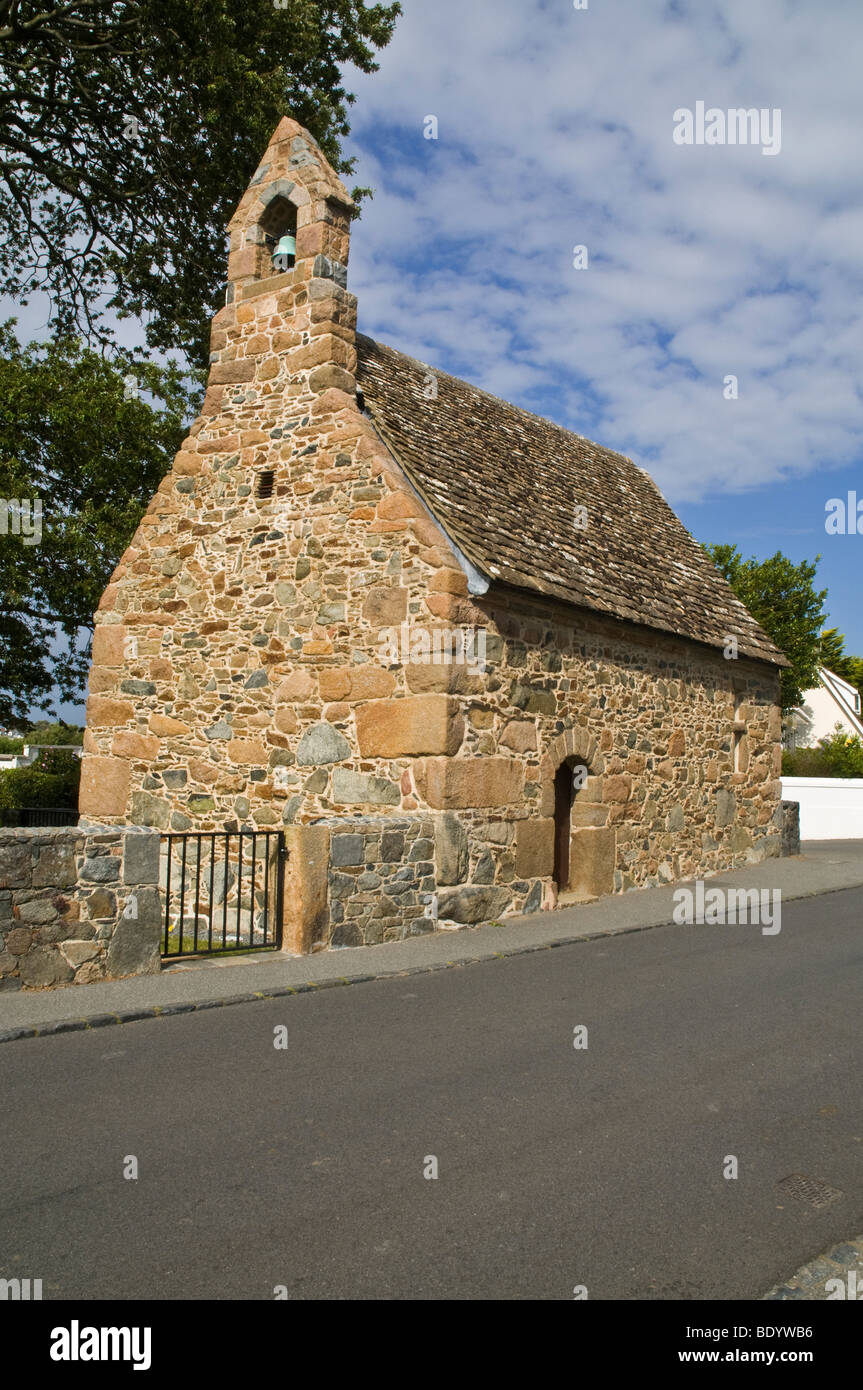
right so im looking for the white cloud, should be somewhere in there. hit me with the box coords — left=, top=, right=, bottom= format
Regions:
left=344, top=0, right=863, bottom=502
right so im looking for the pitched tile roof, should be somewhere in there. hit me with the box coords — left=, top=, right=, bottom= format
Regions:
left=356, top=334, right=787, bottom=668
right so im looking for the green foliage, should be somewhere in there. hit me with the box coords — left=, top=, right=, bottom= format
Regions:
left=24, top=721, right=84, bottom=746
left=0, top=322, right=191, bottom=723
left=0, top=722, right=82, bottom=753
left=704, top=543, right=827, bottom=712
left=817, top=628, right=863, bottom=706
left=0, top=0, right=402, bottom=370
left=782, top=731, right=863, bottom=779
left=0, top=747, right=81, bottom=811
left=818, top=626, right=847, bottom=673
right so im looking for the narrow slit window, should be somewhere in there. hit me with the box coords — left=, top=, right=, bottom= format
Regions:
left=256, top=470, right=275, bottom=500
left=732, top=728, right=743, bottom=772
left=732, top=692, right=747, bottom=772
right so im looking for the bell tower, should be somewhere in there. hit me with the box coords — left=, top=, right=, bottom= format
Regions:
left=225, top=116, right=353, bottom=296
left=200, top=115, right=359, bottom=420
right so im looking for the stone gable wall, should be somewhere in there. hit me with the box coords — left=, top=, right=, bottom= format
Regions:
left=79, top=335, right=476, bottom=833
left=80, top=117, right=477, bottom=839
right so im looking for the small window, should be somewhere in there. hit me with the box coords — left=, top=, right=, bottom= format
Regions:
left=732, top=691, right=747, bottom=772
left=256, top=470, right=275, bottom=500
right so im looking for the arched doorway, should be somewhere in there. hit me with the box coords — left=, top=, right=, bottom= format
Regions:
left=553, top=761, right=574, bottom=891
left=542, top=729, right=601, bottom=899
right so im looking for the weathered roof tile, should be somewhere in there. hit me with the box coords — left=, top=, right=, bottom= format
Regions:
left=357, top=334, right=786, bottom=667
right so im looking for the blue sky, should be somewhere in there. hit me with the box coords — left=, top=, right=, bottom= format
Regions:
left=339, top=0, right=863, bottom=650
left=27, top=0, right=863, bottom=722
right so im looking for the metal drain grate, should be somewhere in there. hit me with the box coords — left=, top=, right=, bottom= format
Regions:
left=776, top=1174, right=843, bottom=1209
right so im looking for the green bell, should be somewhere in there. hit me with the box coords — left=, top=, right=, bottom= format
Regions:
left=272, top=234, right=296, bottom=270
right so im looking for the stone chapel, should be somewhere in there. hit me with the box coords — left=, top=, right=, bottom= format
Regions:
left=79, top=117, right=788, bottom=951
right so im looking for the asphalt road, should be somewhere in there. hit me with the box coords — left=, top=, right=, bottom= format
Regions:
left=2, top=886, right=861, bottom=1300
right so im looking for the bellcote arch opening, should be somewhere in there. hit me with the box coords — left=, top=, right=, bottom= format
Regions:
left=256, top=193, right=297, bottom=279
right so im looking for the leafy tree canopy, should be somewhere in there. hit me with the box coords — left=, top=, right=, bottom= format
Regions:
left=0, top=321, right=191, bottom=724
left=0, top=720, right=84, bottom=750
left=0, top=0, right=401, bottom=369
left=817, top=627, right=863, bottom=704
left=704, top=543, right=827, bottom=711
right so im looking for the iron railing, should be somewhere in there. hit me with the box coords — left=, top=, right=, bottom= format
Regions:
left=160, top=831, right=285, bottom=958
left=0, top=806, right=78, bottom=827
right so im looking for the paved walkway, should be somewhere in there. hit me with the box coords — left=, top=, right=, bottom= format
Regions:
left=1, top=839, right=861, bottom=1043
left=764, top=1235, right=863, bottom=1300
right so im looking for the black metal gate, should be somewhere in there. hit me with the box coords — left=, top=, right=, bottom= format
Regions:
left=160, top=831, right=286, bottom=958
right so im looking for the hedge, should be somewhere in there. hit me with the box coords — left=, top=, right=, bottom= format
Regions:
left=0, top=746, right=81, bottom=812
left=782, top=731, right=863, bottom=778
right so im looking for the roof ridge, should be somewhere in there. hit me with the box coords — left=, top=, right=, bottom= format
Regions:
left=355, top=331, right=639, bottom=471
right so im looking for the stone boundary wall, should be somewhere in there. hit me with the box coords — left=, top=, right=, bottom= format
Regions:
left=284, top=796, right=797, bottom=954
left=282, top=813, right=547, bottom=952
left=0, top=827, right=161, bottom=991
left=780, top=798, right=800, bottom=855
left=326, top=817, right=437, bottom=947
left=0, top=806, right=806, bottom=987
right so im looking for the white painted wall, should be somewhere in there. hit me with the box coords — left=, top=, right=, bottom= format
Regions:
left=781, top=776, right=863, bottom=840
left=786, top=667, right=863, bottom=748
left=0, top=746, right=40, bottom=771
left=804, top=686, right=852, bottom=740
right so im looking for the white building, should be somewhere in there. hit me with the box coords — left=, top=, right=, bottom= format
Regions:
left=784, top=667, right=863, bottom=749
left=0, top=744, right=83, bottom=773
